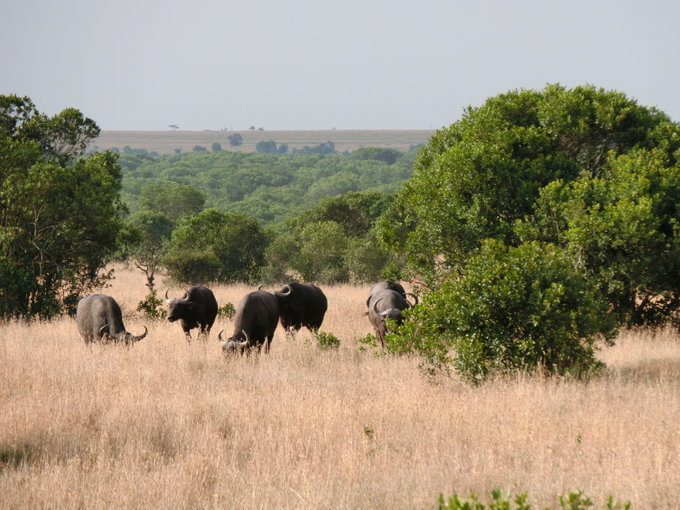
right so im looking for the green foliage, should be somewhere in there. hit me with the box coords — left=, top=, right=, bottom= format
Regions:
left=0, top=94, right=125, bottom=318
left=125, top=210, right=174, bottom=291
left=292, top=141, right=336, bottom=155
left=119, top=150, right=413, bottom=224
left=163, top=209, right=267, bottom=284
left=137, top=182, right=205, bottom=222
left=517, top=147, right=680, bottom=327
left=437, top=490, right=630, bottom=510
left=211, top=142, right=222, bottom=152
left=218, top=302, right=236, bottom=319
left=256, top=140, right=288, bottom=154
left=314, top=330, right=341, bottom=350
left=389, top=240, right=615, bottom=382
left=437, top=490, right=529, bottom=510
left=389, top=83, right=673, bottom=287
left=295, top=221, right=349, bottom=282
left=357, top=333, right=378, bottom=352
left=262, top=191, right=400, bottom=284
left=351, top=147, right=401, bottom=164
left=136, top=290, right=167, bottom=319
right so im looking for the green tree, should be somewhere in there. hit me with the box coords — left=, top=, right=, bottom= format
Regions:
left=387, top=84, right=671, bottom=285
left=294, top=221, right=349, bottom=282
left=351, top=147, right=401, bottom=164
left=256, top=140, right=287, bottom=154
left=126, top=210, right=174, bottom=292
left=211, top=142, right=222, bottom=152
left=0, top=95, right=125, bottom=318
left=137, top=182, right=205, bottom=221
left=163, top=209, right=267, bottom=283
left=228, top=133, right=243, bottom=146
left=518, top=147, right=680, bottom=326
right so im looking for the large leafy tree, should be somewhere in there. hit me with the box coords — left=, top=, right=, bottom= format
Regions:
left=518, top=147, right=680, bottom=326
left=386, top=84, right=672, bottom=286
left=0, top=95, right=126, bottom=318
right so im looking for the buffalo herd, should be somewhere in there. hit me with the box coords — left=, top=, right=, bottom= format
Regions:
left=75, top=280, right=417, bottom=354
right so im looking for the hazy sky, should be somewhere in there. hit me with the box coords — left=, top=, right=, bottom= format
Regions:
left=3, top=0, right=679, bottom=131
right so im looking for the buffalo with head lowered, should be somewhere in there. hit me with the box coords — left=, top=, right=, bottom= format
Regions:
left=219, top=289, right=279, bottom=355
left=76, top=294, right=148, bottom=345
left=366, top=281, right=418, bottom=348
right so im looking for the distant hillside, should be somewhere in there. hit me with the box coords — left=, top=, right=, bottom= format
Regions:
left=91, top=129, right=434, bottom=155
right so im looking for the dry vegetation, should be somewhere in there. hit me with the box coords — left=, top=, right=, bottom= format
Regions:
left=2, top=266, right=680, bottom=509
left=90, top=129, right=434, bottom=155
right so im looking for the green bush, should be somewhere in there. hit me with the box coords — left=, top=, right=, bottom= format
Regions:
left=315, top=331, right=341, bottom=350
left=437, top=489, right=630, bottom=510
left=136, top=290, right=167, bottom=319
left=388, top=240, right=617, bottom=382
left=218, top=302, right=236, bottom=319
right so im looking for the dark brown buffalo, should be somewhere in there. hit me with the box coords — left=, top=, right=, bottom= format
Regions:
left=274, top=282, right=328, bottom=335
left=165, top=285, right=218, bottom=341
left=76, top=294, right=148, bottom=345
left=219, top=290, right=279, bottom=354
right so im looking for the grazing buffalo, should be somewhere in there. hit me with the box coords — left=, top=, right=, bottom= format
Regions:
left=274, top=282, right=328, bottom=335
left=219, top=290, right=279, bottom=354
left=367, top=289, right=412, bottom=348
left=76, top=294, right=148, bottom=345
left=366, top=280, right=418, bottom=307
left=165, top=285, right=218, bottom=341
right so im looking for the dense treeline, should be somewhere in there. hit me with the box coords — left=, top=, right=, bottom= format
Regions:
left=119, top=147, right=417, bottom=223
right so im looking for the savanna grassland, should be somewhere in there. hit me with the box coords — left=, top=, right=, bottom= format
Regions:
left=91, top=129, right=434, bottom=155
left=2, top=266, right=680, bottom=509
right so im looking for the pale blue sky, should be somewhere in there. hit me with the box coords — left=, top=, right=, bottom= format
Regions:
left=3, top=0, right=679, bottom=131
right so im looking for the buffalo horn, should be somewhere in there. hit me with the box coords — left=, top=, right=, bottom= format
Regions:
left=279, top=284, right=292, bottom=297
left=242, top=330, right=251, bottom=347
left=164, top=289, right=171, bottom=302
left=131, top=325, right=148, bottom=342
left=406, top=293, right=419, bottom=306
left=372, top=298, right=383, bottom=315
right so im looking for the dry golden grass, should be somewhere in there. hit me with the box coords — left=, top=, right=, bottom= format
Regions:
left=90, top=129, right=435, bottom=155
left=2, top=266, right=680, bottom=509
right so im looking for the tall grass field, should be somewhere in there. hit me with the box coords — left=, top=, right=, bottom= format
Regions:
left=2, top=266, right=680, bottom=508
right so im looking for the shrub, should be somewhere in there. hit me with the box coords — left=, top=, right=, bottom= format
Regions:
left=388, top=240, right=617, bottom=382
left=315, top=331, right=341, bottom=350
left=136, top=290, right=167, bottom=319
left=437, top=489, right=630, bottom=510
left=357, top=333, right=378, bottom=351
left=218, top=303, right=236, bottom=319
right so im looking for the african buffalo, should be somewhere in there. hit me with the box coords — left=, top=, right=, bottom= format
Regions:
left=274, top=282, right=328, bottom=335
left=76, top=294, right=148, bottom=345
left=165, top=285, right=218, bottom=341
left=367, top=289, right=412, bottom=348
left=366, top=280, right=418, bottom=308
left=218, top=290, right=279, bottom=354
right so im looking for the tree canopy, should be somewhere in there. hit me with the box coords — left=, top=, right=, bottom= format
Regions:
left=387, top=84, right=675, bottom=285
left=0, top=95, right=125, bottom=318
